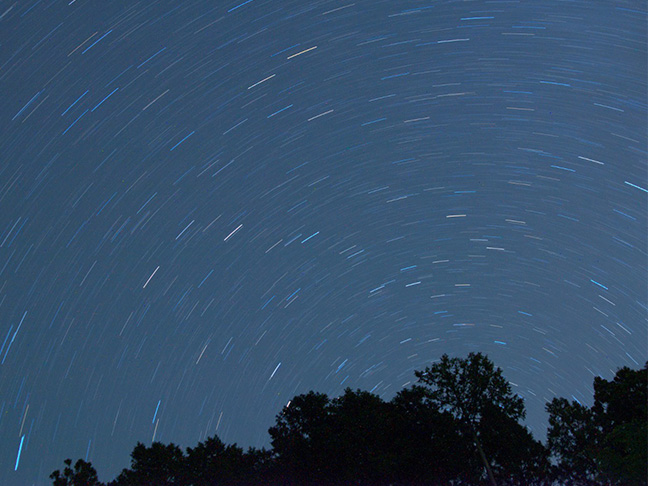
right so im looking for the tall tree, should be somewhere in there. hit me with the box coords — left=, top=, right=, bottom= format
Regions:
left=267, top=391, right=333, bottom=481
left=390, top=385, right=477, bottom=484
left=327, top=388, right=396, bottom=483
left=593, top=362, right=647, bottom=485
left=546, top=362, right=647, bottom=486
left=545, top=397, right=600, bottom=484
left=414, top=352, right=525, bottom=486
left=478, top=402, right=551, bottom=485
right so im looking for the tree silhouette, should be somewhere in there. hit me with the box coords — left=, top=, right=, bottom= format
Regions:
left=50, top=354, right=645, bottom=486
left=546, top=397, right=599, bottom=484
left=413, top=352, right=526, bottom=485
left=267, top=390, right=333, bottom=482
left=477, top=402, right=551, bottom=485
left=547, top=362, right=648, bottom=486
left=593, top=362, right=647, bottom=485
left=268, top=388, right=400, bottom=483
left=50, top=458, right=103, bottom=486
left=184, top=435, right=254, bottom=485
left=390, top=385, right=477, bottom=484
left=326, top=388, right=396, bottom=483
left=109, top=442, right=185, bottom=486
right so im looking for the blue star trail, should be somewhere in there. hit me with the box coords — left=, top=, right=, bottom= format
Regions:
left=0, top=1, right=645, bottom=483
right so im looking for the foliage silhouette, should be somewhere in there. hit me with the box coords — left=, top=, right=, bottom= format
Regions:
left=110, top=442, right=186, bottom=486
left=50, top=354, right=646, bottom=486
left=50, top=458, right=102, bottom=486
left=546, top=361, right=647, bottom=485
left=593, top=362, right=647, bottom=484
left=268, top=390, right=333, bottom=482
left=545, top=397, right=599, bottom=484
left=476, top=403, right=551, bottom=485
left=390, top=385, right=478, bottom=483
left=183, top=435, right=252, bottom=485
left=413, top=352, right=526, bottom=485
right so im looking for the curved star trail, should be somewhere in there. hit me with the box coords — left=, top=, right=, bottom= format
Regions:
left=0, top=1, right=645, bottom=482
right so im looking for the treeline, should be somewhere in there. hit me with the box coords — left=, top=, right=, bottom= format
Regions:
left=51, top=353, right=647, bottom=486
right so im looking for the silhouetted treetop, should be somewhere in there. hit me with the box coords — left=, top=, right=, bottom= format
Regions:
left=414, top=352, right=525, bottom=425
left=51, top=354, right=646, bottom=486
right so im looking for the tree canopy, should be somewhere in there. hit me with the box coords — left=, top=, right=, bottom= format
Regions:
left=413, top=352, right=528, bottom=485
left=546, top=361, right=647, bottom=486
left=414, top=352, right=525, bottom=425
left=51, top=354, right=646, bottom=486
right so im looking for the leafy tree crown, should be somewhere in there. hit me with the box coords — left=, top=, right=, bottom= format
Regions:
left=414, top=352, right=525, bottom=425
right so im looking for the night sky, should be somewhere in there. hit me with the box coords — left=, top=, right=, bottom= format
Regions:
left=0, top=1, right=646, bottom=483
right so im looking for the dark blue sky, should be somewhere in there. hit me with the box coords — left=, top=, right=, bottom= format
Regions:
left=0, top=1, right=646, bottom=483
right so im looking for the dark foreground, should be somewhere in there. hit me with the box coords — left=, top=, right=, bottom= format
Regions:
left=51, top=353, right=647, bottom=486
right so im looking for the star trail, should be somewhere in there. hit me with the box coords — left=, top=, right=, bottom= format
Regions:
left=0, top=1, right=646, bottom=483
